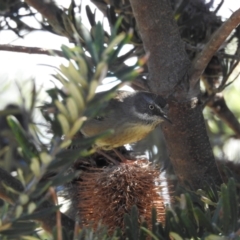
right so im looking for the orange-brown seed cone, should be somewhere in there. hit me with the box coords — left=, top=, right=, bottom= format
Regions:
left=76, top=160, right=167, bottom=232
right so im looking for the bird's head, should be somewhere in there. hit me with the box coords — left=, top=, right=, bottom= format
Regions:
left=130, top=92, right=171, bottom=126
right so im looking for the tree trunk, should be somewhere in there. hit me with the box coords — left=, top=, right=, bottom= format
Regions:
left=129, top=0, right=222, bottom=189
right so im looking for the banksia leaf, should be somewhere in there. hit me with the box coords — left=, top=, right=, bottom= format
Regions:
left=66, top=97, right=79, bottom=122
left=57, top=113, right=70, bottom=135
left=7, top=116, right=38, bottom=161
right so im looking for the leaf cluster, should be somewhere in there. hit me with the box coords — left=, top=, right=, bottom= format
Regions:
left=0, top=19, right=142, bottom=239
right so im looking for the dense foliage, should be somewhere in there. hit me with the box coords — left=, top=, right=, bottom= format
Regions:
left=0, top=0, right=240, bottom=239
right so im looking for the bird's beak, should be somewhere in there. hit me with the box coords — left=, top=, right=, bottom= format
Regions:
left=162, top=114, right=172, bottom=124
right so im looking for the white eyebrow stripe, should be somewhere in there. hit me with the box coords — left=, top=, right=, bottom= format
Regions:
left=153, top=103, right=163, bottom=113
left=131, top=105, right=164, bottom=123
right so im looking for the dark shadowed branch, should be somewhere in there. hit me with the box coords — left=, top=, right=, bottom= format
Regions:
left=190, top=7, right=240, bottom=87
left=0, top=44, right=64, bottom=57
left=207, top=94, right=240, bottom=138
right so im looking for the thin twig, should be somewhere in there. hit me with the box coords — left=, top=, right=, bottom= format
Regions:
left=0, top=44, right=64, bottom=57
left=49, top=187, right=62, bottom=240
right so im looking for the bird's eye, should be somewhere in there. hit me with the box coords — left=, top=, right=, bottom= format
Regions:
left=149, top=105, right=154, bottom=110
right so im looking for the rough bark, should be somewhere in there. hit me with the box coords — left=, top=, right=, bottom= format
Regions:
left=129, top=0, right=222, bottom=189
left=162, top=101, right=222, bottom=188
left=128, top=0, right=191, bottom=98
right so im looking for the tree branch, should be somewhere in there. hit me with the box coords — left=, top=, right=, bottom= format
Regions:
left=190, top=7, right=240, bottom=87
left=0, top=44, right=64, bottom=57
left=24, top=0, right=71, bottom=38
left=208, top=94, right=240, bottom=138
left=129, top=0, right=191, bottom=97
left=129, top=0, right=222, bottom=189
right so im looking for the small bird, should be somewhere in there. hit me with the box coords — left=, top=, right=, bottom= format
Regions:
left=81, top=91, right=171, bottom=150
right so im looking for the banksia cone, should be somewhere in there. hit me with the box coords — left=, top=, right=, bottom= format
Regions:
left=75, top=160, right=167, bottom=232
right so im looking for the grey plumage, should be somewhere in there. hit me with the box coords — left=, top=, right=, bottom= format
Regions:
left=81, top=91, right=170, bottom=149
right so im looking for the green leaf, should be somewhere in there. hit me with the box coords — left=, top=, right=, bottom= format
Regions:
left=0, top=221, right=37, bottom=236
left=110, top=17, right=123, bottom=41
left=169, top=232, right=184, bottom=240
left=221, top=184, right=230, bottom=234
left=141, top=227, right=159, bottom=240
left=93, top=22, right=105, bottom=57
left=227, top=178, right=238, bottom=232
left=139, top=221, right=148, bottom=240
left=7, top=116, right=38, bottom=161
left=205, top=235, right=227, bottom=240
left=131, top=206, right=140, bottom=240
left=180, top=211, right=198, bottom=239
left=85, top=5, right=96, bottom=27
left=193, top=207, right=213, bottom=232
left=81, top=25, right=99, bottom=64
left=61, top=44, right=76, bottom=60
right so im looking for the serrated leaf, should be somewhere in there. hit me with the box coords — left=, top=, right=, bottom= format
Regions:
left=61, top=12, right=74, bottom=37
left=86, top=5, right=96, bottom=27
left=205, top=235, right=227, bottom=240
left=27, top=202, right=37, bottom=214
left=57, top=114, right=70, bottom=135
left=227, top=178, right=238, bottom=231
left=17, top=168, right=26, bottom=187
left=110, top=17, right=123, bottom=41
left=61, top=45, right=76, bottom=60
left=141, top=227, right=159, bottom=240
left=67, top=116, right=87, bottom=138
left=60, top=55, right=89, bottom=88
left=60, top=139, right=72, bottom=149
left=19, top=194, right=29, bottom=205
left=169, top=232, right=184, bottom=240
left=131, top=206, right=139, bottom=240
left=103, top=33, right=125, bottom=57
left=180, top=211, right=198, bottom=238
left=193, top=207, right=213, bottom=232
left=55, top=100, right=69, bottom=118
left=81, top=25, right=99, bottom=64
left=67, top=61, right=86, bottom=88
left=16, top=205, right=23, bottom=218
left=124, top=214, right=133, bottom=240
left=0, top=221, right=36, bottom=236
left=211, top=198, right=222, bottom=226
left=7, top=116, right=38, bottom=161
left=93, top=22, right=105, bottom=57
left=30, top=157, right=41, bottom=177
left=139, top=221, right=148, bottom=240
left=87, top=80, right=99, bottom=102
left=54, top=72, right=68, bottom=85
left=76, top=55, right=88, bottom=81
left=66, top=97, right=79, bottom=122
left=22, top=236, right=40, bottom=240
left=221, top=184, right=230, bottom=234
left=67, top=83, right=85, bottom=112
left=40, top=152, right=52, bottom=165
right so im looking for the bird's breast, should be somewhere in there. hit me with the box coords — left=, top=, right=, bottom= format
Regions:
left=95, top=123, right=155, bottom=149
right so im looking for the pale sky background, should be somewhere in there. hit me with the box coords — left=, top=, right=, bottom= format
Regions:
left=0, top=0, right=240, bottom=159
left=0, top=0, right=239, bottom=105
